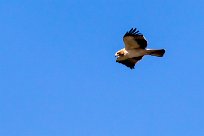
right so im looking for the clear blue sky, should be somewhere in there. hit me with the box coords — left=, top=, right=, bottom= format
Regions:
left=0, top=0, right=204, bottom=136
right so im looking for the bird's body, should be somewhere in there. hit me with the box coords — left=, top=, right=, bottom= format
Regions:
left=115, top=28, right=165, bottom=69
left=116, top=48, right=145, bottom=60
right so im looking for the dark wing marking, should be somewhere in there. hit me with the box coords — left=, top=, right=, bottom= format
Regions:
left=123, top=28, right=147, bottom=49
left=116, top=56, right=143, bottom=69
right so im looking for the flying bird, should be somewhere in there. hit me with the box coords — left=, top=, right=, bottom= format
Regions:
left=115, top=28, right=165, bottom=69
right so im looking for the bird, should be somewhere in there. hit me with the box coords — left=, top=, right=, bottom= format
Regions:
left=115, top=28, right=165, bottom=69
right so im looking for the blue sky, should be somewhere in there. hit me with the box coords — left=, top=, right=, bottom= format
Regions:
left=0, top=0, right=204, bottom=136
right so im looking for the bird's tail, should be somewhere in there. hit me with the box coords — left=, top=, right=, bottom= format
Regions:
left=146, top=49, right=165, bottom=57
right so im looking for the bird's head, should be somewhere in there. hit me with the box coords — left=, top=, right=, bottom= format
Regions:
left=115, top=50, right=125, bottom=58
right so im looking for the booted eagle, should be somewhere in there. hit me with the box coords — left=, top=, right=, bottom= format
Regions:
left=115, top=28, right=165, bottom=69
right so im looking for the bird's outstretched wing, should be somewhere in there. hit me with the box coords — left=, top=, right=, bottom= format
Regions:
left=116, top=56, right=143, bottom=69
left=123, top=28, right=147, bottom=50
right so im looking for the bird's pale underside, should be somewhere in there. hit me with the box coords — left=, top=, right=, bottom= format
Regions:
left=115, top=28, right=165, bottom=69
